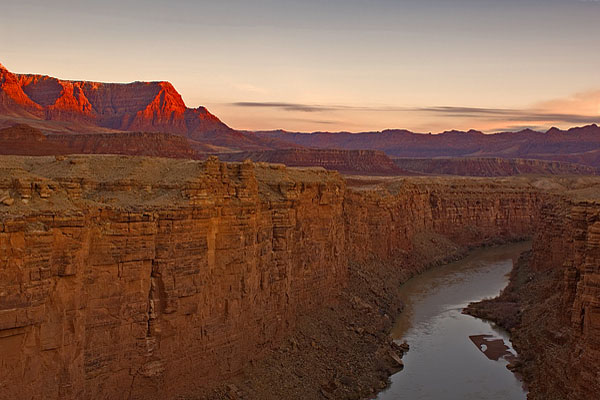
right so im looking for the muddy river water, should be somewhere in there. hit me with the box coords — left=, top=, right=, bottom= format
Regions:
left=377, top=242, right=530, bottom=400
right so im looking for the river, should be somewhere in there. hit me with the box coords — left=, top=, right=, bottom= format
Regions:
left=377, top=242, right=530, bottom=400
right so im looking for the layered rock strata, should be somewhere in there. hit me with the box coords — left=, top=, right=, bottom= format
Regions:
left=520, top=195, right=600, bottom=399
left=0, top=156, right=543, bottom=399
left=464, top=187, right=600, bottom=400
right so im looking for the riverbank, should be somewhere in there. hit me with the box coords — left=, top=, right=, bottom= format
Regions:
left=195, top=238, right=532, bottom=400
left=464, top=250, right=569, bottom=399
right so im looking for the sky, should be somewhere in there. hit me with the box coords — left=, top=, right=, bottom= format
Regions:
left=2, top=0, right=600, bottom=133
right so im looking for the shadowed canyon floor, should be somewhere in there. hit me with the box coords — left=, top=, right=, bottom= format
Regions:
left=1, top=156, right=600, bottom=399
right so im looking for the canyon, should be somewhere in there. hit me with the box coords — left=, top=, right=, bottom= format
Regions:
left=4, top=154, right=596, bottom=399
left=1, top=63, right=600, bottom=399
left=466, top=185, right=600, bottom=400
left=0, top=155, right=541, bottom=399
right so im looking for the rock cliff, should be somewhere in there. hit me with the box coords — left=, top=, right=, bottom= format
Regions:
left=514, top=194, right=600, bottom=399
left=462, top=179, right=600, bottom=400
left=0, top=155, right=544, bottom=400
left=0, top=156, right=347, bottom=399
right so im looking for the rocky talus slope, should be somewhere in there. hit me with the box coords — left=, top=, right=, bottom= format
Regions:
left=0, top=156, right=546, bottom=400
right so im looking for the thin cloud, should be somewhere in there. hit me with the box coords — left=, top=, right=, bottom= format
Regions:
left=281, top=117, right=339, bottom=125
left=494, top=125, right=548, bottom=133
left=230, top=101, right=600, bottom=126
left=231, top=102, right=348, bottom=113
left=230, top=102, right=323, bottom=112
left=417, top=106, right=600, bottom=124
left=230, top=101, right=407, bottom=113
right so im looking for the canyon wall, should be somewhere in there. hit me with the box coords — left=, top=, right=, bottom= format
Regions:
left=0, top=156, right=542, bottom=400
left=0, top=156, right=346, bottom=400
left=516, top=195, right=600, bottom=399
left=343, top=179, right=540, bottom=263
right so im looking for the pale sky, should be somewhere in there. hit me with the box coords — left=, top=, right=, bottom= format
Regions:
left=2, top=0, right=599, bottom=132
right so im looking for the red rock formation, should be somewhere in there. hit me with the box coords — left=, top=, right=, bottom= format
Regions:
left=0, top=124, right=69, bottom=155
left=0, top=63, right=42, bottom=116
left=0, top=63, right=295, bottom=152
left=220, top=148, right=412, bottom=175
left=0, top=63, right=228, bottom=134
left=393, top=157, right=598, bottom=176
left=0, top=155, right=543, bottom=400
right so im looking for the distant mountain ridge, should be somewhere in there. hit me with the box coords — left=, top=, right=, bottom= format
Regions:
left=254, top=124, right=600, bottom=167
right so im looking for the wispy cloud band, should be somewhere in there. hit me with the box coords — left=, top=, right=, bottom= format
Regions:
left=230, top=101, right=600, bottom=125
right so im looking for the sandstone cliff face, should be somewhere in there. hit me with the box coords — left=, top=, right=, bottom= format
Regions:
left=0, top=156, right=346, bottom=400
left=0, top=156, right=543, bottom=400
left=517, top=196, right=600, bottom=399
left=343, top=178, right=540, bottom=262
